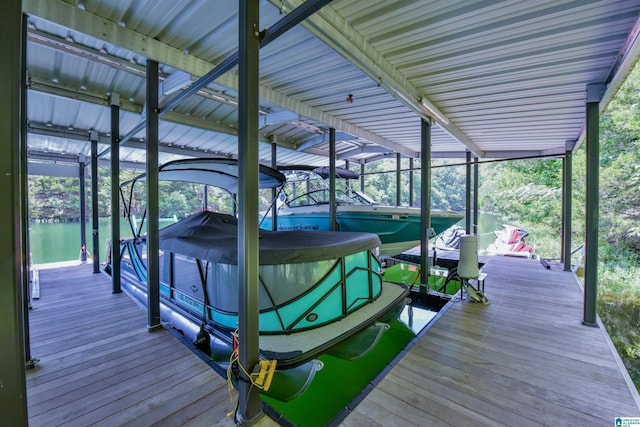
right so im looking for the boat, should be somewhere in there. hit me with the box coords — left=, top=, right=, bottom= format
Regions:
left=434, top=224, right=466, bottom=251
left=486, top=224, right=535, bottom=257
left=260, top=165, right=464, bottom=256
left=109, top=158, right=409, bottom=399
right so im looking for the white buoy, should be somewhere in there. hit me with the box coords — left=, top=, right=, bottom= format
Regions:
left=458, top=234, right=479, bottom=279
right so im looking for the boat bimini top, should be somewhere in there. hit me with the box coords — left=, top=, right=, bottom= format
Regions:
left=123, top=157, right=286, bottom=192
left=120, top=157, right=286, bottom=237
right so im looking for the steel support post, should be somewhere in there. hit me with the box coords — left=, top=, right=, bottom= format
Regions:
left=110, top=97, right=121, bottom=294
left=560, top=156, right=566, bottom=262
left=344, top=159, right=350, bottom=195
left=583, top=84, right=601, bottom=327
left=79, top=161, right=87, bottom=262
left=473, top=157, right=479, bottom=234
left=236, top=0, right=263, bottom=423
left=271, top=142, right=278, bottom=231
left=0, top=2, right=28, bottom=424
left=20, top=12, right=35, bottom=370
left=396, top=152, right=401, bottom=206
left=419, top=118, right=432, bottom=293
left=465, top=151, right=472, bottom=234
left=409, top=158, right=414, bottom=207
left=203, top=186, right=208, bottom=211
left=90, top=131, right=100, bottom=273
left=329, top=128, right=337, bottom=231
left=563, top=150, right=573, bottom=272
left=360, top=163, right=365, bottom=192
left=146, top=59, right=161, bottom=331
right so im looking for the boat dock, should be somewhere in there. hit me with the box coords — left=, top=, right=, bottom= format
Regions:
left=27, top=257, right=640, bottom=426
left=26, top=264, right=241, bottom=427
left=342, top=256, right=640, bottom=426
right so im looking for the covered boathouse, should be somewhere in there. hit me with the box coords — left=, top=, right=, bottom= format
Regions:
left=3, top=1, right=640, bottom=425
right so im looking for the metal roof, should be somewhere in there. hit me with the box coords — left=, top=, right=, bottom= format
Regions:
left=22, top=0, right=640, bottom=171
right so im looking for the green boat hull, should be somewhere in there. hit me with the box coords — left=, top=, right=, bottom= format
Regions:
left=263, top=206, right=463, bottom=256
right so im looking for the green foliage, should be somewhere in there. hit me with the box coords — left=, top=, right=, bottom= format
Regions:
left=601, top=64, right=640, bottom=167
left=598, top=63, right=640, bottom=252
left=28, top=167, right=225, bottom=222
left=597, top=243, right=640, bottom=389
left=29, top=175, right=96, bottom=221
left=479, top=158, right=564, bottom=257
left=600, top=148, right=640, bottom=251
left=430, top=162, right=466, bottom=211
left=360, top=158, right=466, bottom=211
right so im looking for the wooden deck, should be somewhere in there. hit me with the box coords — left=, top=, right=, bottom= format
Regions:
left=26, top=257, right=640, bottom=426
left=341, top=256, right=640, bottom=426
left=26, top=262, right=240, bottom=427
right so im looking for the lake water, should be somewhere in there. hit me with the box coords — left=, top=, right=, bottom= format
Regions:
left=29, top=219, right=122, bottom=265
left=28, top=217, right=180, bottom=265
left=28, top=213, right=503, bottom=265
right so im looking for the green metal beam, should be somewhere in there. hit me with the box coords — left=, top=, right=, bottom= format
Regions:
left=270, top=143, right=278, bottom=231
left=236, top=0, right=262, bottom=423
left=419, top=119, right=432, bottom=293
left=473, top=157, right=479, bottom=232
left=79, top=161, right=87, bottom=262
left=329, top=128, right=336, bottom=230
left=465, top=151, right=472, bottom=234
left=110, top=97, right=121, bottom=294
left=409, top=158, right=414, bottom=206
left=91, top=131, right=100, bottom=273
left=21, top=11, right=36, bottom=370
left=583, top=84, right=602, bottom=327
left=146, top=59, right=161, bottom=331
left=563, top=150, right=573, bottom=272
left=0, top=1, right=28, bottom=424
left=396, top=153, right=401, bottom=206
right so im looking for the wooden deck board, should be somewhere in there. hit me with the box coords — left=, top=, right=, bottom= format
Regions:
left=395, top=346, right=621, bottom=425
left=27, top=339, right=177, bottom=405
left=341, top=256, right=640, bottom=426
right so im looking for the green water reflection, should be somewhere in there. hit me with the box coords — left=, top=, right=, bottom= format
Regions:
left=261, top=306, right=437, bottom=427
left=29, top=219, right=122, bottom=265
left=28, top=218, right=177, bottom=265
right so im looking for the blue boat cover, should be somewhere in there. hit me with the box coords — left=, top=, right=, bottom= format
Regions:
left=159, top=210, right=381, bottom=265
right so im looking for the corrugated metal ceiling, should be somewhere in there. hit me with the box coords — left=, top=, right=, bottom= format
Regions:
left=21, top=0, right=640, bottom=170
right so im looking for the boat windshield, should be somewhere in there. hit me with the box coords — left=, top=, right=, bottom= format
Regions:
left=349, top=190, right=378, bottom=205
left=282, top=169, right=368, bottom=207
